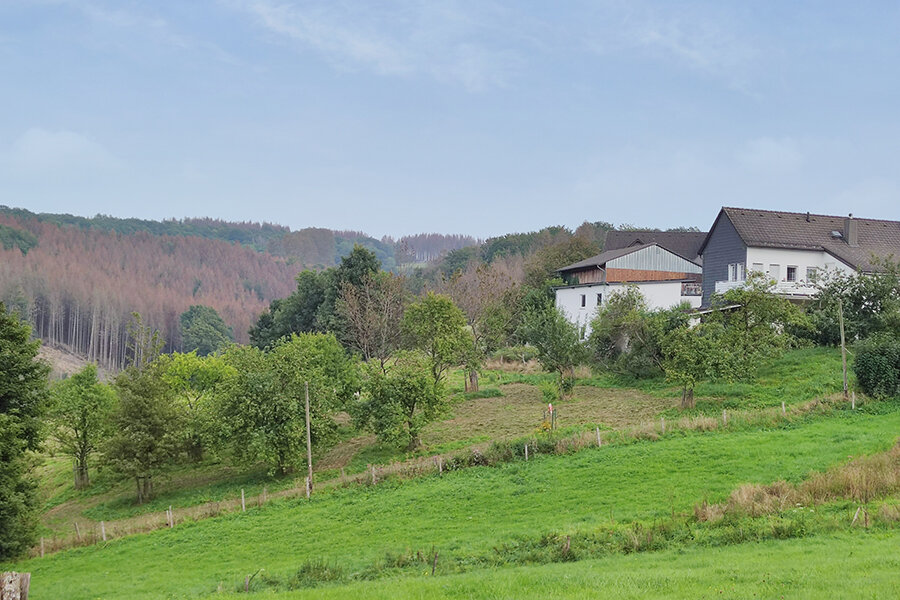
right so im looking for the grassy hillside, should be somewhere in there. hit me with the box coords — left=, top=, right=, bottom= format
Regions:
left=7, top=404, right=900, bottom=599
left=229, top=532, right=900, bottom=599
left=33, top=348, right=848, bottom=536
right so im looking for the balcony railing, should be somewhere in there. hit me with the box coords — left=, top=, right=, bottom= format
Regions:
left=714, top=280, right=819, bottom=297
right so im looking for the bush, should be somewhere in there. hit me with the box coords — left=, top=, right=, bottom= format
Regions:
left=854, top=334, right=900, bottom=399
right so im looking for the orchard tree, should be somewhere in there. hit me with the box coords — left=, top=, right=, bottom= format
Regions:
left=180, top=305, right=233, bottom=356
left=807, top=258, right=900, bottom=345
left=662, top=322, right=736, bottom=409
left=354, top=351, right=445, bottom=450
left=337, top=271, right=407, bottom=370
left=442, top=262, right=518, bottom=391
left=161, top=352, right=233, bottom=461
left=49, top=364, right=116, bottom=489
left=402, top=292, right=469, bottom=386
left=588, top=287, right=691, bottom=378
left=710, top=271, right=808, bottom=376
left=105, top=359, right=181, bottom=503
left=518, top=303, right=586, bottom=399
left=0, top=304, right=49, bottom=559
left=218, top=333, right=357, bottom=475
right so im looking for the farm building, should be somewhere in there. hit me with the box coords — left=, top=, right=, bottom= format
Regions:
left=554, top=239, right=704, bottom=337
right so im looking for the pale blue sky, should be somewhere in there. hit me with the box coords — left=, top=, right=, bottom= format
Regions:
left=2, top=1, right=900, bottom=238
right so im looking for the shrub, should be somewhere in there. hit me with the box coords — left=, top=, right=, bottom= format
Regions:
left=854, top=334, right=900, bottom=399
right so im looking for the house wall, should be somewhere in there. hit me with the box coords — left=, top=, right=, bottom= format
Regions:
left=555, top=281, right=701, bottom=338
left=701, top=214, right=747, bottom=306
left=555, top=285, right=602, bottom=338
left=745, top=247, right=854, bottom=282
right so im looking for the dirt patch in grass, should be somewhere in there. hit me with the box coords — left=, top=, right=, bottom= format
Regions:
left=422, top=383, right=675, bottom=446
left=317, top=435, right=377, bottom=471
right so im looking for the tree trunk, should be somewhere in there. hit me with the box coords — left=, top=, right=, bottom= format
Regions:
left=468, top=369, right=479, bottom=393
left=680, top=387, right=695, bottom=410
left=1, top=572, right=30, bottom=600
left=74, top=461, right=89, bottom=490
left=135, top=477, right=144, bottom=504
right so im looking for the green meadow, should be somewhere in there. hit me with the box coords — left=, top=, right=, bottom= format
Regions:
left=6, top=401, right=900, bottom=599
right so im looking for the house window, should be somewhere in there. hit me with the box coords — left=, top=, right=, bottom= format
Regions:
left=752, top=262, right=764, bottom=273
left=786, top=266, right=797, bottom=282
left=737, top=263, right=746, bottom=281
left=807, top=267, right=818, bottom=282
left=596, top=293, right=603, bottom=306
left=769, top=264, right=780, bottom=281
left=580, top=294, right=586, bottom=308
left=728, top=263, right=736, bottom=281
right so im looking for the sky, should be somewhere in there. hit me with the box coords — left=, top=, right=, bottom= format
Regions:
left=2, top=1, right=900, bottom=239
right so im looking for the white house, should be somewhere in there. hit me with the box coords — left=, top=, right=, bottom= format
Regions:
left=554, top=241, right=704, bottom=337
left=698, top=207, right=900, bottom=306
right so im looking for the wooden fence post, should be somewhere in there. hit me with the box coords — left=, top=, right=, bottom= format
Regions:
left=722, top=410, right=727, bottom=426
left=40, top=537, right=44, bottom=558
left=852, top=391, right=856, bottom=410
left=73, top=521, right=81, bottom=542
left=661, top=417, right=665, bottom=434
left=370, top=464, right=376, bottom=485
left=241, top=489, right=246, bottom=512
left=305, top=382, right=314, bottom=495
left=524, top=444, right=528, bottom=461
left=782, top=401, right=786, bottom=415
left=169, top=506, right=174, bottom=528
left=101, top=521, right=106, bottom=541
left=596, top=426, right=601, bottom=447
left=1, top=572, right=30, bottom=600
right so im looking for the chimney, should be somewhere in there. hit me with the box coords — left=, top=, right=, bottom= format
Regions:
left=844, top=214, right=859, bottom=247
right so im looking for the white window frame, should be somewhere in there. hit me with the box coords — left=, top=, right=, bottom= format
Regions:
left=786, top=265, right=798, bottom=282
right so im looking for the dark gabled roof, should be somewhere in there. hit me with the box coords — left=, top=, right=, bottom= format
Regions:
left=604, top=230, right=706, bottom=261
left=700, top=207, right=900, bottom=272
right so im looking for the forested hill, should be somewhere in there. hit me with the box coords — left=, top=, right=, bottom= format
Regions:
left=0, top=212, right=301, bottom=369
left=0, top=207, right=480, bottom=371
left=0, top=206, right=480, bottom=270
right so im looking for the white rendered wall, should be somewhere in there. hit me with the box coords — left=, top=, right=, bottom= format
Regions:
left=633, top=281, right=702, bottom=310
left=555, top=282, right=700, bottom=338
left=744, top=247, right=854, bottom=282
left=555, top=285, right=602, bottom=337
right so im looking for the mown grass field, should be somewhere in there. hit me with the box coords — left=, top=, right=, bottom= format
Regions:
left=36, top=348, right=849, bottom=534
left=225, top=532, right=900, bottom=599
left=6, top=402, right=900, bottom=599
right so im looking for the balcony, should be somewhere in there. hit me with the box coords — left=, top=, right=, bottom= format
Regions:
left=714, top=279, right=819, bottom=297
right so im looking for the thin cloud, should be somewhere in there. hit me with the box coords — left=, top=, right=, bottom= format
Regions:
left=584, top=1, right=760, bottom=92
left=230, top=0, right=521, bottom=91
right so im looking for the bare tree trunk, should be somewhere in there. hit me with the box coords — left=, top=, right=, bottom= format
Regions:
left=680, top=387, right=695, bottom=409
left=468, top=369, right=479, bottom=393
